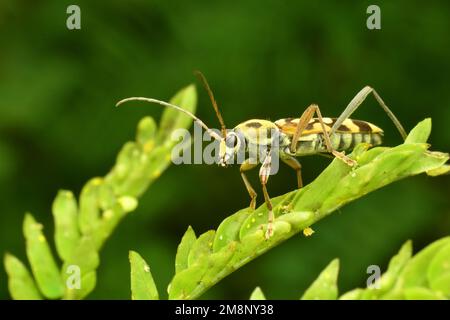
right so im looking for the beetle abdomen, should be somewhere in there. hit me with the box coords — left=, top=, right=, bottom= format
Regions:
left=294, top=132, right=383, bottom=156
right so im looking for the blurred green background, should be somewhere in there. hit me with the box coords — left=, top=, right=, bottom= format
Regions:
left=0, top=0, right=449, bottom=299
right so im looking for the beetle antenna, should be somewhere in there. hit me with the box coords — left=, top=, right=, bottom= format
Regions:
left=194, top=70, right=227, bottom=138
left=116, top=97, right=222, bottom=141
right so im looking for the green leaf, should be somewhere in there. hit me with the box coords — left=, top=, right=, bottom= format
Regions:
left=109, top=86, right=197, bottom=197
left=427, top=242, right=450, bottom=297
left=64, top=270, right=97, bottom=300
left=227, top=230, right=266, bottom=270
left=4, top=253, right=42, bottom=300
left=359, top=288, right=379, bottom=300
left=98, top=182, right=116, bottom=211
left=377, top=240, right=413, bottom=295
left=319, top=145, right=424, bottom=213
left=188, top=230, right=215, bottom=267
left=213, top=208, right=251, bottom=252
left=105, top=142, right=136, bottom=189
left=170, top=241, right=236, bottom=300
left=136, top=116, right=157, bottom=148
left=7, top=85, right=197, bottom=300
left=52, top=190, right=80, bottom=261
left=191, top=242, right=237, bottom=297
left=168, top=264, right=209, bottom=300
left=339, top=289, right=364, bottom=300
left=276, top=210, right=315, bottom=231
left=110, top=142, right=150, bottom=197
left=301, top=259, right=339, bottom=300
left=62, top=236, right=99, bottom=274
left=239, top=193, right=294, bottom=239
left=404, top=118, right=431, bottom=144
left=427, top=164, right=450, bottom=176
left=355, top=146, right=389, bottom=166
left=175, top=226, right=197, bottom=274
left=291, top=152, right=354, bottom=214
left=250, top=287, right=266, bottom=300
left=62, top=236, right=99, bottom=299
left=397, top=237, right=450, bottom=288
left=94, top=203, right=126, bottom=249
left=242, top=237, right=450, bottom=301
left=403, top=287, right=445, bottom=300
left=23, top=213, right=64, bottom=299
left=408, top=150, right=449, bottom=176
left=428, top=273, right=450, bottom=298
left=338, top=238, right=450, bottom=300
left=129, top=251, right=159, bottom=300
left=341, top=240, right=413, bottom=300
left=78, top=178, right=102, bottom=235
left=157, top=84, right=197, bottom=143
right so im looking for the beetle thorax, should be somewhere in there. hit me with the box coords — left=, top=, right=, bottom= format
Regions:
left=234, top=119, right=280, bottom=147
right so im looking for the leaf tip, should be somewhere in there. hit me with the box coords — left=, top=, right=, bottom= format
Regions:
left=3, top=252, right=15, bottom=269
left=250, top=286, right=266, bottom=300
left=23, top=212, right=39, bottom=235
left=403, top=239, right=413, bottom=251
left=330, top=258, right=340, bottom=267
left=128, top=250, right=140, bottom=262
left=405, top=118, right=432, bottom=144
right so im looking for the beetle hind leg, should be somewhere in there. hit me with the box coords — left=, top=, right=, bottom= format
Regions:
left=281, top=155, right=303, bottom=188
left=290, top=104, right=357, bottom=167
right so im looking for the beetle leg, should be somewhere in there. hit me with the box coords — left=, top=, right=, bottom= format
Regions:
left=259, top=152, right=275, bottom=239
left=330, top=86, right=406, bottom=140
left=291, top=104, right=356, bottom=166
left=281, top=155, right=303, bottom=188
left=240, top=159, right=258, bottom=210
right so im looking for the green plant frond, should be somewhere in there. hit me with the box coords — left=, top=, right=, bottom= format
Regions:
left=301, top=259, right=339, bottom=300
left=427, top=242, right=450, bottom=296
left=3, top=253, right=42, bottom=300
left=62, top=237, right=99, bottom=299
left=129, top=251, right=159, bottom=300
left=342, top=237, right=450, bottom=300
left=5, top=85, right=197, bottom=300
left=175, top=226, right=197, bottom=274
left=167, top=118, right=449, bottom=299
left=23, top=213, right=65, bottom=299
left=247, top=237, right=449, bottom=300
left=404, top=118, right=431, bottom=144
left=395, top=237, right=450, bottom=293
left=52, top=190, right=80, bottom=262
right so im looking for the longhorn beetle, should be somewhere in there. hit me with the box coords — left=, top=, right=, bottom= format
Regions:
left=116, top=72, right=407, bottom=239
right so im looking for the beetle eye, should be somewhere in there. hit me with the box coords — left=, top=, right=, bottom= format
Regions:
left=225, top=135, right=238, bottom=148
